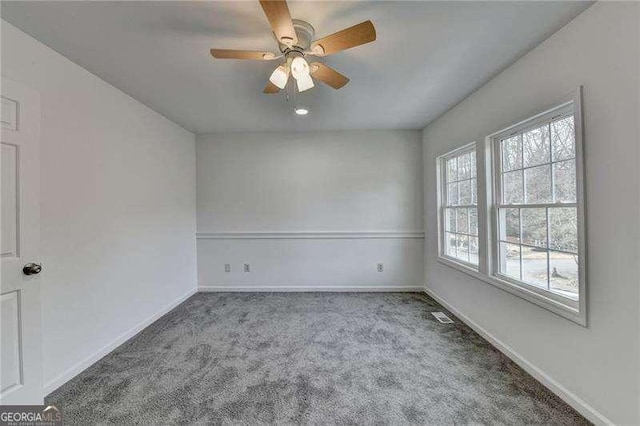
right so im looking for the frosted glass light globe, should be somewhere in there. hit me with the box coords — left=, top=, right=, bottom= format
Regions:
left=290, top=56, right=310, bottom=80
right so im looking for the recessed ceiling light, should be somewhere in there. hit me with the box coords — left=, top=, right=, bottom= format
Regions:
left=294, top=107, right=309, bottom=116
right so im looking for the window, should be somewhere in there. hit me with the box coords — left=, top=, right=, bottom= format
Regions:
left=438, top=144, right=478, bottom=268
left=492, top=101, right=583, bottom=308
left=435, top=88, right=586, bottom=325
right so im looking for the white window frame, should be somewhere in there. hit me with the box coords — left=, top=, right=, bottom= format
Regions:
left=435, top=87, right=587, bottom=326
left=436, top=143, right=479, bottom=271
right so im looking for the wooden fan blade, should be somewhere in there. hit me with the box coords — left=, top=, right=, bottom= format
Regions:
left=259, top=0, right=297, bottom=46
left=210, top=49, right=276, bottom=60
left=310, top=62, right=349, bottom=89
left=263, top=81, right=281, bottom=94
left=311, top=20, right=376, bottom=56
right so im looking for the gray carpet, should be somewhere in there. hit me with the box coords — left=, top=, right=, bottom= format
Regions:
left=47, top=292, right=588, bottom=425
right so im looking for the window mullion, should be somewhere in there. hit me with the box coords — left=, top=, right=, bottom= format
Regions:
left=519, top=134, right=524, bottom=204
left=492, top=140, right=501, bottom=277
left=518, top=207, right=523, bottom=281
left=467, top=207, right=471, bottom=262
left=549, top=122, right=556, bottom=203
left=454, top=230, right=458, bottom=259
left=496, top=202, right=577, bottom=209
left=440, top=205, right=445, bottom=256
left=546, top=207, right=551, bottom=290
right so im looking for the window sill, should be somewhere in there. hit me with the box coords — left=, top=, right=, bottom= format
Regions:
left=436, top=255, right=586, bottom=327
left=437, top=255, right=479, bottom=275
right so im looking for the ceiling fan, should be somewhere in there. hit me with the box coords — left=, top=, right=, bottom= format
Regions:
left=210, top=0, right=376, bottom=94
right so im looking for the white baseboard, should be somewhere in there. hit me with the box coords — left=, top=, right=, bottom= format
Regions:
left=43, top=287, right=197, bottom=396
left=199, top=285, right=424, bottom=292
left=423, top=286, right=612, bottom=426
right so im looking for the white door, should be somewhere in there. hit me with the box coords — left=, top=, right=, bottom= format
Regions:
left=1, top=79, right=43, bottom=405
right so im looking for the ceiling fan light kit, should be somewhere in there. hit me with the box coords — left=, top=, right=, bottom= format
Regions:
left=296, top=73, right=314, bottom=93
left=210, top=0, right=376, bottom=103
left=290, top=56, right=308, bottom=79
left=269, top=65, right=289, bottom=89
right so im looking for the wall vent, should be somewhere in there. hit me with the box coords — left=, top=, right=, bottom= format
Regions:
left=431, top=312, right=454, bottom=323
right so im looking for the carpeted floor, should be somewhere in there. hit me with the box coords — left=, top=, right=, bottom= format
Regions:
left=47, top=292, right=588, bottom=425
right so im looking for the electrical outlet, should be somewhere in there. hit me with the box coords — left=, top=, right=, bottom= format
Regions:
left=377, top=263, right=384, bottom=272
left=224, top=264, right=231, bottom=273
left=244, top=263, right=250, bottom=273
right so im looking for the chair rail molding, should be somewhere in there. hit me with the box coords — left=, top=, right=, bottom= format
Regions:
left=195, top=231, right=425, bottom=240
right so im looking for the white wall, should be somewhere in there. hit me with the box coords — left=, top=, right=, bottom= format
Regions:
left=422, top=3, right=639, bottom=424
left=197, top=130, right=424, bottom=289
left=1, top=22, right=197, bottom=393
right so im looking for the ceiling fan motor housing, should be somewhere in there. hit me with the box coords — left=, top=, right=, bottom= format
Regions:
left=278, top=19, right=315, bottom=54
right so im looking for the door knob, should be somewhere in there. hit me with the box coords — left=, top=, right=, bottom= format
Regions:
left=23, top=263, right=42, bottom=276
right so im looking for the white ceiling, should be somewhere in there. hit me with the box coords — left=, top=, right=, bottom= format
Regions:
left=1, top=1, right=591, bottom=134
